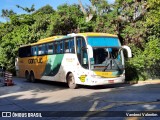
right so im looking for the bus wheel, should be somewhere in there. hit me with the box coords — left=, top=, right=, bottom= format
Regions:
left=25, top=71, right=30, bottom=82
left=67, top=73, right=78, bottom=89
left=30, top=72, right=36, bottom=83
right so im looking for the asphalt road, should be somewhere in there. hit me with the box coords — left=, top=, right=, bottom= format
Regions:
left=0, top=77, right=160, bottom=120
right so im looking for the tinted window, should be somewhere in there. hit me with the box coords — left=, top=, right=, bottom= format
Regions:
left=70, top=39, right=75, bottom=53
left=47, top=43, right=54, bottom=54
left=60, top=41, right=64, bottom=53
left=38, top=44, right=46, bottom=55
left=57, top=42, right=61, bottom=53
left=38, top=45, right=42, bottom=55
left=76, top=37, right=88, bottom=69
left=55, top=42, right=58, bottom=53
left=64, top=40, right=70, bottom=53
left=19, top=46, right=31, bottom=58
left=31, top=46, right=37, bottom=56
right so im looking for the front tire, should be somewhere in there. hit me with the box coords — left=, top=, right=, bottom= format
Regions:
left=67, top=73, right=78, bottom=89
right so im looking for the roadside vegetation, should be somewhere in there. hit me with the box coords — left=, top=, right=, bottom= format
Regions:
left=0, top=0, right=159, bottom=81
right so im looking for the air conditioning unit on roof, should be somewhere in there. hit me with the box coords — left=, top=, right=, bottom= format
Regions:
left=67, top=33, right=76, bottom=37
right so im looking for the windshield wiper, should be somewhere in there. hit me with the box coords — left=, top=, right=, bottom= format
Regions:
left=103, top=59, right=112, bottom=71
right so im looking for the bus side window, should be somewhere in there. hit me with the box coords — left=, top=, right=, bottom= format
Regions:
left=55, top=42, right=58, bottom=54
left=57, top=41, right=63, bottom=54
left=76, top=38, right=82, bottom=64
left=76, top=37, right=88, bottom=69
left=32, top=46, right=37, bottom=56
left=38, top=45, right=42, bottom=55
left=60, top=41, right=64, bottom=53
left=77, top=38, right=81, bottom=53
left=70, top=39, right=75, bottom=53
left=48, top=43, right=53, bottom=54
left=41, top=44, right=45, bottom=55
left=65, top=40, right=69, bottom=53
left=82, top=39, right=88, bottom=66
left=57, top=42, right=60, bottom=53
left=19, top=46, right=31, bottom=57
left=45, top=44, right=48, bottom=54
left=31, top=47, right=34, bottom=56
left=52, top=42, right=54, bottom=54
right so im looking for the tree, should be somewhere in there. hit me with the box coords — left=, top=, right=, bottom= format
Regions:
left=118, top=0, right=160, bottom=80
left=143, top=0, right=160, bottom=78
left=0, top=1, right=159, bottom=79
left=78, top=0, right=95, bottom=22
left=16, top=4, right=35, bottom=13
left=1, top=9, right=16, bottom=21
left=34, top=4, right=55, bottom=14
left=47, top=4, right=83, bottom=35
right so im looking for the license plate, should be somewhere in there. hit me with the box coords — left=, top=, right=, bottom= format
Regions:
left=108, top=80, right=114, bottom=83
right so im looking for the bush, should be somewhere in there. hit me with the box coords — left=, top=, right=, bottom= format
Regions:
left=125, top=38, right=160, bottom=81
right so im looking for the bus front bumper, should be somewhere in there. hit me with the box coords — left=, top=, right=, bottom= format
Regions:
left=85, top=75, right=125, bottom=86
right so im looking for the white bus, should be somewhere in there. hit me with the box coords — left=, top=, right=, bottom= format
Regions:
left=16, top=33, right=132, bottom=88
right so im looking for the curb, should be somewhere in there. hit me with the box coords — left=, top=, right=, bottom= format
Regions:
left=138, top=80, right=160, bottom=84
left=125, top=80, right=160, bottom=84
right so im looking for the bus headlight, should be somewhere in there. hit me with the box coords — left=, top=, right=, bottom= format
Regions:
left=120, top=74, right=125, bottom=77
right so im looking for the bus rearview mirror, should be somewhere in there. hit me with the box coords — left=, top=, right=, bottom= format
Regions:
left=121, top=45, right=132, bottom=58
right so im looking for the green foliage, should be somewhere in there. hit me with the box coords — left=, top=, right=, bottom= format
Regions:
left=47, top=4, right=83, bottom=35
left=34, top=5, right=55, bottom=15
left=90, top=0, right=110, bottom=15
left=16, top=4, right=35, bottom=13
left=126, top=38, right=160, bottom=81
left=125, top=44, right=146, bottom=81
left=0, top=1, right=159, bottom=79
left=1, top=9, right=16, bottom=18
left=144, top=38, right=160, bottom=66
left=111, top=0, right=160, bottom=80
left=1, top=9, right=16, bottom=21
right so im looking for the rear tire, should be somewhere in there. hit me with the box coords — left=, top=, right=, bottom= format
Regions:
left=67, top=73, right=78, bottom=89
left=25, top=71, right=30, bottom=82
left=30, top=72, right=36, bottom=83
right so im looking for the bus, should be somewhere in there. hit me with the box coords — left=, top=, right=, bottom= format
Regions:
left=15, top=33, right=132, bottom=89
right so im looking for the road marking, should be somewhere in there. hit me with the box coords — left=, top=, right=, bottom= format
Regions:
left=81, top=100, right=99, bottom=120
left=100, top=103, right=116, bottom=111
left=81, top=102, right=116, bottom=120
left=89, top=100, right=99, bottom=111
left=81, top=99, right=160, bottom=120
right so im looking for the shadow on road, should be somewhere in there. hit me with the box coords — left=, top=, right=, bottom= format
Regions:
left=0, top=77, right=160, bottom=120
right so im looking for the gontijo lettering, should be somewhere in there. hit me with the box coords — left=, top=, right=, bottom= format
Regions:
left=28, top=58, right=43, bottom=64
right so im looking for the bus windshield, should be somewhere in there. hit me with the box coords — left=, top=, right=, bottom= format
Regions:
left=87, top=36, right=121, bottom=47
left=88, top=37, right=124, bottom=71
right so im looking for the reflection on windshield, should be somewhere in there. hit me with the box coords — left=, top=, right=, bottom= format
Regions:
left=91, top=47, right=124, bottom=71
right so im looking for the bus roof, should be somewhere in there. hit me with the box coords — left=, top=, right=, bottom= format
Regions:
left=31, top=35, right=65, bottom=46
left=20, top=32, right=117, bottom=47
left=76, top=32, right=117, bottom=37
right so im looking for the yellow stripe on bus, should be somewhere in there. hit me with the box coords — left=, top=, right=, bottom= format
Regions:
left=94, top=71, right=115, bottom=78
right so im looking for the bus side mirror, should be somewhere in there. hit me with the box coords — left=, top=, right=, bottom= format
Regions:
left=87, top=45, right=93, bottom=58
left=121, top=45, right=132, bottom=58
